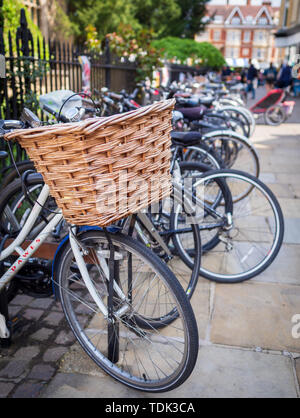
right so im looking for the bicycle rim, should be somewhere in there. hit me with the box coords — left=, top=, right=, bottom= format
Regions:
left=57, top=230, right=198, bottom=392
left=196, top=170, right=284, bottom=282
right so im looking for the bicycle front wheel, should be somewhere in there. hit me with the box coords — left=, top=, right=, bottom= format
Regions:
left=56, top=230, right=199, bottom=392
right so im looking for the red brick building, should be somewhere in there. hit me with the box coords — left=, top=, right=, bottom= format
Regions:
left=196, top=0, right=281, bottom=68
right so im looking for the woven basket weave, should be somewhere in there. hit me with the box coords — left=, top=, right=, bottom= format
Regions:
left=5, top=99, right=175, bottom=227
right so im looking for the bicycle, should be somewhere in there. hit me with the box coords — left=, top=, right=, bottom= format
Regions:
left=0, top=101, right=200, bottom=392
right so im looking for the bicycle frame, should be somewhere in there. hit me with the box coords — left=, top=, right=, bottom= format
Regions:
left=0, top=184, right=130, bottom=321
left=0, top=172, right=226, bottom=337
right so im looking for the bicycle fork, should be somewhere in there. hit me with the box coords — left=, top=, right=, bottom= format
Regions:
left=69, top=227, right=132, bottom=364
left=68, top=227, right=131, bottom=321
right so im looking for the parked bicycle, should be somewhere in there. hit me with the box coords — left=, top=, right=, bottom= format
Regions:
left=0, top=101, right=200, bottom=393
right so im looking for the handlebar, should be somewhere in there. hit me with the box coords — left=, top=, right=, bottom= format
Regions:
left=42, top=104, right=69, bottom=123
left=0, top=120, right=24, bottom=130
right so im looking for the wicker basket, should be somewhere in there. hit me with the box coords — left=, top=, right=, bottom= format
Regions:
left=5, top=99, right=175, bottom=227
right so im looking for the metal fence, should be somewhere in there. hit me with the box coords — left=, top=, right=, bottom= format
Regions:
left=167, top=63, right=208, bottom=83
left=0, top=8, right=137, bottom=176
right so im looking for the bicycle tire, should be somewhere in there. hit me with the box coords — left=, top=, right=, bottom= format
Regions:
left=264, top=106, right=285, bottom=126
left=172, top=162, right=231, bottom=259
left=197, top=169, right=284, bottom=283
left=202, top=132, right=260, bottom=200
left=1, top=161, right=35, bottom=189
left=56, top=230, right=199, bottom=392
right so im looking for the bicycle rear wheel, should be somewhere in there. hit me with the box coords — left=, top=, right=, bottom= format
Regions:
left=197, top=169, right=284, bottom=282
left=56, top=230, right=199, bottom=392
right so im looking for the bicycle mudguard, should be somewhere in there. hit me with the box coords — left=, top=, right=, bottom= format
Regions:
left=51, top=225, right=119, bottom=299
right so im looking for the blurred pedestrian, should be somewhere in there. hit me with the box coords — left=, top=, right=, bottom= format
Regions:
left=222, top=65, right=232, bottom=81
left=246, top=60, right=258, bottom=100
left=264, top=63, right=277, bottom=92
left=275, top=61, right=292, bottom=89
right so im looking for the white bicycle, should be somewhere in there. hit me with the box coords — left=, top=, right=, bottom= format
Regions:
left=0, top=151, right=199, bottom=393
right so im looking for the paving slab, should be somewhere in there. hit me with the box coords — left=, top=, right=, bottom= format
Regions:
left=265, top=183, right=295, bottom=198
left=276, top=173, right=300, bottom=186
left=276, top=198, right=300, bottom=219
left=253, top=244, right=300, bottom=286
left=296, top=358, right=300, bottom=387
left=210, top=282, right=300, bottom=352
left=282, top=218, right=300, bottom=245
left=289, top=184, right=300, bottom=199
left=259, top=173, right=276, bottom=184
left=41, top=345, right=298, bottom=398
left=190, top=281, right=211, bottom=340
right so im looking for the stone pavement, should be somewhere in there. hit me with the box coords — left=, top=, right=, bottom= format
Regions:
left=1, top=90, right=300, bottom=398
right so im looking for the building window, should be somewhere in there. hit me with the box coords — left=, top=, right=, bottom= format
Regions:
left=254, top=31, right=266, bottom=42
left=246, top=15, right=253, bottom=23
left=213, top=30, right=221, bottom=41
left=227, top=30, right=241, bottom=43
left=226, top=46, right=239, bottom=58
left=22, top=0, right=42, bottom=28
left=258, top=17, right=268, bottom=25
left=253, top=48, right=265, bottom=59
left=214, top=15, right=223, bottom=23
left=232, top=17, right=241, bottom=25
left=283, top=0, right=290, bottom=26
left=242, top=48, right=249, bottom=56
left=243, top=31, right=251, bottom=42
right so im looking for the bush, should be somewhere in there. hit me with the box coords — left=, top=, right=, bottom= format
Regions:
left=153, top=37, right=225, bottom=68
left=106, top=24, right=163, bottom=82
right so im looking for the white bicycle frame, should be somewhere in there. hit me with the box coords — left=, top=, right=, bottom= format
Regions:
left=0, top=175, right=211, bottom=339
left=0, top=184, right=132, bottom=336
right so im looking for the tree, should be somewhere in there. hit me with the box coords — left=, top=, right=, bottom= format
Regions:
left=153, top=37, right=225, bottom=68
left=165, top=0, right=209, bottom=39
left=67, top=0, right=140, bottom=42
left=130, top=0, right=181, bottom=37
left=67, top=0, right=209, bottom=42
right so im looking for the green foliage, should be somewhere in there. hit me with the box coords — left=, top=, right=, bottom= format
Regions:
left=85, top=25, right=102, bottom=54
left=153, top=37, right=225, bottom=68
left=106, top=24, right=163, bottom=82
left=67, top=0, right=140, bottom=42
left=2, top=0, right=50, bottom=114
left=67, top=0, right=208, bottom=42
left=130, top=0, right=181, bottom=38
left=53, top=0, right=76, bottom=39
left=2, top=0, right=42, bottom=42
left=167, top=0, right=209, bottom=39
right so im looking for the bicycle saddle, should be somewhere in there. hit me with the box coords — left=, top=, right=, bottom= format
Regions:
left=215, top=90, right=228, bottom=96
left=198, top=96, right=214, bottom=106
left=176, top=97, right=199, bottom=107
left=171, top=130, right=202, bottom=145
left=175, top=106, right=205, bottom=121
